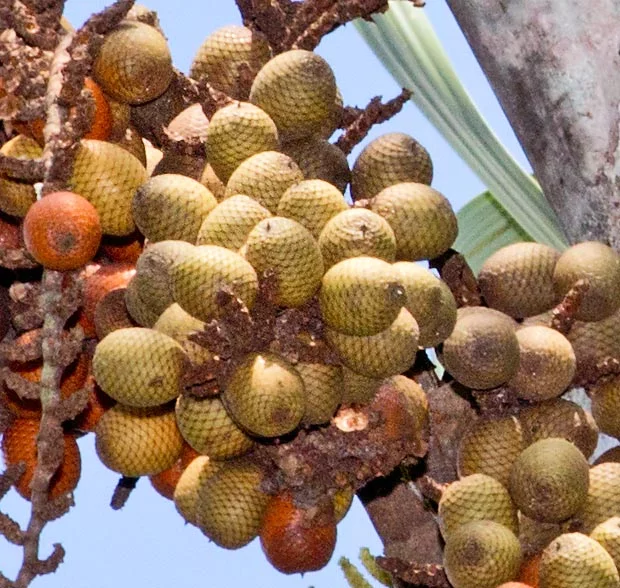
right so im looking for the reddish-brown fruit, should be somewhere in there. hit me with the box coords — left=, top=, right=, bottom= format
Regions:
left=260, top=493, right=337, bottom=574
left=23, top=191, right=102, bottom=271
left=99, top=232, right=144, bottom=264
left=149, top=443, right=200, bottom=500
left=72, top=378, right=115, bottom=432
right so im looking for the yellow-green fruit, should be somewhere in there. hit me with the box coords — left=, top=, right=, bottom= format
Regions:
left=575, top=463, right=620, bottom=533
left=458, top=416, right=525, bottom=487
left=243, top=217, right=324, bottom=307
left=478, top=242, right=562, bottom=318
left=333, top=485, right=355, bottom=523
left=318, top=87, right=343, bottom=140
left=384, top=375, right=429, bottom=434
left=95, top=404, right=184, bottom=476
left=438, top=474, right=518, bottom=540
left=442, top=308, right=520, bottom=390
left=175, top=394, right=255, bottom=459
left=223, top=353, right=304, bottom=438
left=591, top=375, right=620, bottom=439
left=70, top=139, right=147, bottom=236
left=93, top=327, right=186, bottom=407
left=317, top=208, right=397, bottom=269
left=295, top=363, right=343, bottom=426
left=509, top=438, right=589, bottom=523
left=393, top=261, right=457, bottom=348
left=124, top=274, right=164, bottom=328
left=93, top=21, right=173, bottom=104
left=539, top=532, right=620, bottom=588
left=189, top=25, right=271, bottom=99
left=205, top=102, right=279, bottom=183
left=319, top=256, right=406, bottom=336
left=370, top=182, right=458, bottom=261
left=443, top=520, right=522, bottom=588
left=276, top=179, right=348, bottom=239
left=224, top=151, right=303, bottom=213
left=171, top=244, right=258, bottom=322
left=509, top=326, right=576, bottom=401
left=518, top=398, right=599, bottom=459
left=153, top=303, right=211, bottom=364
left=196, top=460, right=270, bottom=549
left=341, top=367, right=382, bottom=404
left=326, top=308, right=419, bottom=378
left=166, top=103, right=209, bottom=142
left=553, top=241, right=620, bottom=322
left=351, top=132, right=433, bottom=201
left=0, top=135, right=42, bottom=216
left=200, top=163, right=227, bottom=201
left=249, top=49, right=337, bottom=140
left=282, top=136, right=351, bottom=193
left=174, top=455, right=221, bottom=526
left=591, top=517, right=620, bottom=570
left=132, top=174, right=217, bottom=243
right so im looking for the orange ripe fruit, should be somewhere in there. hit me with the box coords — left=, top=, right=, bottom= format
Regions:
left=260, top=492, right=337, bottom=574
left=518, top=553, right=541, bottom=587
left=1, top=418, right=81, bottom=500
left=72, top=377, right=115, bottom=432
left=98, top=231, right=144, bottom=264
left=149, top=443, right=200, bottom=500
left=23, top=191, right=102, bottom=271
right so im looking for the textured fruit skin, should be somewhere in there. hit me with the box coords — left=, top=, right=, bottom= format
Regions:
left=244, top=217, right=324, bottom=307
left=590, top=375, right=620, bottom=439
left=99, top=231, right=143, bottom=264
left=539, top=532, right=619, bottom=588
left=166, top=103, right=210, bottom=142
left=384, top=375, right=429, bottom=435
left=478, top=242, right=562, bottom=318
left=250, top=49, right=337, bottom=140
left=371, top=182, right=458, bottom=261
left=224, top=151, right=303, bottom=213
left=443, top=520, right=522, bottom=588
left=590, top=517, right=620, bottom=570
left=175, top=393, right=255, bottom=459
left=200, top=163, right=227, bottom=201
left=196, top=460, right=270, bottom=549
left=132, top=174, right=217, bottom=243
left=509, top=438, right=589, bottom=523
left=95, top=404, right=184, bottom=476
left=351, top=132, right=433, bottom=201
left=173, top=455, right=220, bottom=526
left=341, top=367, right=383, bottom=404
left=326, top=308, right=419, bottom=378
left=574, top=463, right=620, bottom=533
left=0, top=135, right=42, bottom=216
left=93, top=21, right=173, bottom=104
left=149, top=443, right=199, bottom=500
left=296, top=363, right=343, bottom=426
left=171, top=244, right=258, bottom=322
left=260, top=493, right=337, bottom=574
left=223, top=352, right=305, bottom=437
left=319, top=256, right=406, bottom=336
left=438, top=474, right=518, bottom=540
left=553, top=241, right=620, bottom=321
left=205, top=101, right=279, bottom=183
left=318, top=208, right=397, bottom=269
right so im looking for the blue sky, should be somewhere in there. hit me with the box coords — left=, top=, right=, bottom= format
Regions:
left=1, top=2, right=530, bottom=587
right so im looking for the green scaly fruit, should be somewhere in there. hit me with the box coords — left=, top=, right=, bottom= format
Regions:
left=295, top=363, right=343, bottom=426
left=0, top=135, right=42, bottom=217
left=173, top=455, right=221, bottom=526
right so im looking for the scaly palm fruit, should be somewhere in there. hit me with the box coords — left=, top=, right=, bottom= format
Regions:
left=175, top=393, right=255, bottom=459
left=591, top=517, right=620, bottom=570
left=124, top=275, right=162, bottom=327
left=171, top=244, right=258, bottom=322
left=196, top=459, right=270, bottom=549
left=326, top=308, right=419, bottom=379
left=443, top=520, right=522, bottom=588
left=200, top=163, right=227, bottom=201
left=370, top=182, right=458, bottom=261
left=553, top=241, right=620, bottom=321
left=277, top=179, right=348, bottom=239
left=166, top=103, right=210, bottom=142
left=318, top=87, right=344, bottom=140
left=0, top=135, right=42, bottom=216
left=107, top=98, right=131, bottom=141
left=70, top=139, right=147, bottom=236
left=249, top=49, right=337, bottom=140
left=295, top=363, right=343, bottom=426
left=393, top=261, right=457, bottom=348
left=94, top=288, right=135, bottom=339
left=173, top=455, right=221, bottom=526
left=384, top=375, right=429, bottom=434
left=341, top=367, right=383, bottom=404
left=351, top=132, right=433, bottom=201
left=149, top=443, right=200, bottom=501
left=509, top=438, right=589, bottom=523
left=317, top=208, right=397, bottom=269
left=93, top=21, right=173, bottom=104
left=243, top=217, right=324, bottom=307
left=438, top=474, right=519, bottom=540
left=318, top=256, right=406, bottom=336
left=509, top=326, right=576, bottom=401
left=132, top=174, right=217, bottom=243
left=539, top=532, right=620, bottom=588
left=590, top=375, right=620, bottom=439
left=442, top=307, right=520, bottom=390
left=222, top=352, right=305, bottom=437
left=153, top=303, right=211, bottom=364
left=95, top=404, right=184, bottom=476
left=478, top=242, right=562, bottom=318
left=93, top=327, right=186, bottom=407
left=518, top=398, right=599, bottom=459
left=190, top=25, right=271, bottom=99
left=205, top=102, right=279, bottom=183
left=152, top=151, right=207, bottom=182
left=196, top=194, right=271, bottom=251
left=458, top=416, right=525, bottom=487
left=224, top=151, right=304, bottom=213
left=333, top=486, right=355, bottom=524
left=281, top=136, right=351, bottom=193
left=574, top=463, right=620, bottom=533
